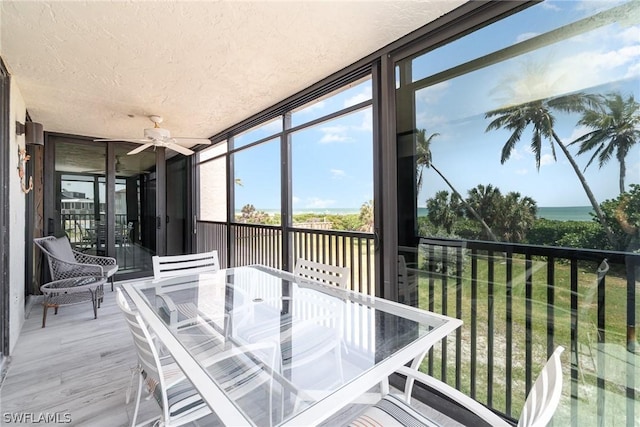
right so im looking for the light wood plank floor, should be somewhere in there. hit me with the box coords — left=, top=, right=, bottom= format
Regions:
left=0, top=284, right=157, bottom=426
left=0, top=283, right=462, bottom=427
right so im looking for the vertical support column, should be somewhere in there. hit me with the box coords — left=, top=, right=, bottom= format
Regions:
left=106, top=142, right=115, bottom=257
left=379, top=53, right=397, bottom=301
left=227, top=137, right=235, bottom=268
left=281, top=113, right=292, bottom=272
left=156, top=147, right=167, bottom=256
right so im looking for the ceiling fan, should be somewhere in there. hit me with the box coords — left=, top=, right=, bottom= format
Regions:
left=95, top=115, right=211, bottom=156
left=81, top=155, right=150, bottom=175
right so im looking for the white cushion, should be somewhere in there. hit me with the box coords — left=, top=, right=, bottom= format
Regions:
left=349, top=394, right=441, bottom=427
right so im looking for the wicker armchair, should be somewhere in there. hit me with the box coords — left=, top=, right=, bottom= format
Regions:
left=34, top=236, right=119, bottom=291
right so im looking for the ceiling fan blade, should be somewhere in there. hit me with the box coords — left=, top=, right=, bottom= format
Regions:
left=127, top=143, right=154, bottom=155
left=173, top=137, right=212, bottom=146
left=166, top=142, right=194, bottom=156
left=94, top=138, right=151, bottom=144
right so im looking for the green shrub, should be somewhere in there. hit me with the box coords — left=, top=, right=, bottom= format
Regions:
left=526, top=219, right=608, bottom=249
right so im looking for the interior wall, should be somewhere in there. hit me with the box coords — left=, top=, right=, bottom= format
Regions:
left=8, top=78, right=26, bottom=352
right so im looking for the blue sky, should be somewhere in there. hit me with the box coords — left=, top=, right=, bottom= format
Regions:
left=233, top=0, right=639, bottom=211
left=417, top=0, right=639, bottom=208
left=233, top=80, right=373, bottom=212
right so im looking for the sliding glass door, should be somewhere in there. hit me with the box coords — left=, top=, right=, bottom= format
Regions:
left=47, top=137, right=160, bottom=278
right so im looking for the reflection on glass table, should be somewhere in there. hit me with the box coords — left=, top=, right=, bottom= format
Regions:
left=123, top=265, right=462, bottom=426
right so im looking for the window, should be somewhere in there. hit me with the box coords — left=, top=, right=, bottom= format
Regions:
left=291, top=77, right=372, bottom=127
left=291, top=107, right=373, bottom=231
left=395, top=1, right=639, bottom=425
left=233, top=138, right=281, bottom=225
left=233, top=118, right=282, bottom=149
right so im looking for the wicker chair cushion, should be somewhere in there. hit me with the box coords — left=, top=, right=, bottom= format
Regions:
left=104, top=264, right=118, bottom=278
left=42, top=236, right=76, bottom=263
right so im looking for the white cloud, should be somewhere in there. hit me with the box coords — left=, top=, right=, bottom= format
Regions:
left=540, top=153, right=555, bottom=167
left=330, top=169, right=346, bottom=178
left=540, top=2, right=561, bottom=11
left=416, top=112, right=448, bottom=131
left=344, top=87, right=372, bottom=108
left=292, top=196, right=300, bottom=205
left=516, top=32, right=540, bottom=43
left=319, top=125, right=352, bottom=143
left=262, top=119, right=282, bottom=133
left=626, top=61, right=640, bottom=80
left=511, top=148, right=524, bottom=160
left=547, top=45, right=640, bottom=94
left=356, top=111, right=373, bottom=132
left=515, top=168, right=529, bottom=175
left=574, top=0, right=627, bottom=14
left=567, top=125, right=590, bottom=142
left=296, top=100, right=326, bottom=115
left=304, top=197, right=336, bottom=209
left=619, top=26, right=640, bottom=45
left=415, top=81, right=450, bottom=106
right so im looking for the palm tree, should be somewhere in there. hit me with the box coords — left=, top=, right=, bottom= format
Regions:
left=465, top=184, right=502, bottom=228
left=426, top=191, right=461, bottom=234
left=415, top=129, right=498, bottom=241
left=416, top=129, right=439, bottom=195
left=485, top=93, right=617, bottom=248
left=498, top=192, right=537, bottom=242
left=571, top=92, right=640, bottom=194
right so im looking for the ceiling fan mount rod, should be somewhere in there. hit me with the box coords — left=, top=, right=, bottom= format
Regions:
left=149, top=115, right=163, bottom=128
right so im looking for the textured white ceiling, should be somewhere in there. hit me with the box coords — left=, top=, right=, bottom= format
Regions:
left=1, top=1, right=465, bottom=142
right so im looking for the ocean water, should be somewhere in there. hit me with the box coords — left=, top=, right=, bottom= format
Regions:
left=536, top=206, right=593, bottom=222
left=241, top=206, right=594, bottom=221
left=417, top=206, right=593, bottom=222
left=236, top=208, right=361, bottom=216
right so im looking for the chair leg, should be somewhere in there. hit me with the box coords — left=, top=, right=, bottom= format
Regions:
left=131, top=374, right=143, bottom=427
left=111, top=275, right=115, bottom=292
left=42, top=303, right=48, bottom=328
left=92, top=292, right=98, bottom=320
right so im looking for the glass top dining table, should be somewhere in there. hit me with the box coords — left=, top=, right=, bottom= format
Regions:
left=122, top=264, right=462, bottom=426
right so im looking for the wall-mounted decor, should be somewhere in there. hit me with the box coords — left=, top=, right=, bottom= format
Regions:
left=17, top=146, right=33, bottom=194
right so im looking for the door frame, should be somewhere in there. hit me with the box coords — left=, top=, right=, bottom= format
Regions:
left=0, top=57, right=10, bottom=358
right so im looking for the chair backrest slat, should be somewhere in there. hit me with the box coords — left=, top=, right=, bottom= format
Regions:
left=294, top=259, right=350, bottom=289
left=153, top=251, right=219, bottom=280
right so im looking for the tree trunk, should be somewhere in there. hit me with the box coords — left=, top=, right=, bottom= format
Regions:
left=553, top=131, right=618, bottom=248
left=620, top=160, right=626, bottom=194
left=431, top=164, right=499, bottom=242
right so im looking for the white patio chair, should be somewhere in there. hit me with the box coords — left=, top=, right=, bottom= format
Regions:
left=152, top=251, right=219, bottom=280
left=116, top=288, right=212, bottom=427
left=293, top=258, right=350, bottom=289
left=117, top=288, right=281, bottom=427
left=398, top=254, right=418, bottom=305
left=152, top=251, right=220, bottom=329
left=350, top=346, right=565, bottom=427
left=34, top=235, right=118, bottom=291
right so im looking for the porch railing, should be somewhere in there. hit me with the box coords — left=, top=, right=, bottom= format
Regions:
left=196, top=221, right=375, bottom=295
left=410, top=237, right=639, bottom=427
